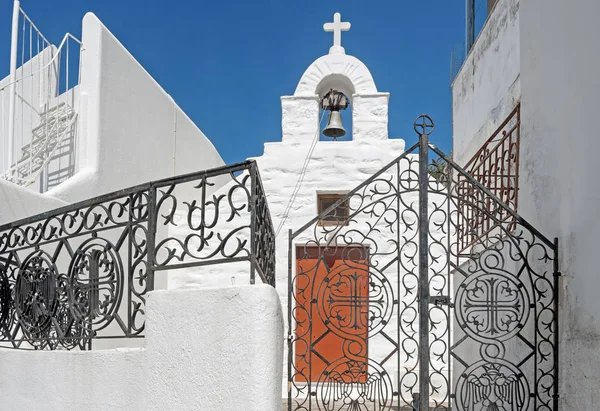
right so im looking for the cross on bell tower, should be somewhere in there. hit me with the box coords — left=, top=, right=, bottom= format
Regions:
left=323, top=12, right=351, bottom=55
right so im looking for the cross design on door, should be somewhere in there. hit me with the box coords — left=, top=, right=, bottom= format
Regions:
left=318, top=269, right=389, bottom=337
left=320, top=271, right=370, bottom=333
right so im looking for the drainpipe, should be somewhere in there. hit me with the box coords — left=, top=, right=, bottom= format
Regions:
left=466, top=0, right=475, bottom=53
left=7, top=0, right=20, bottom=171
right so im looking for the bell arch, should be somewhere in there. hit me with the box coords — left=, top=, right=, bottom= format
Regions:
left=293, top=54, right=378, bottom=97
left=284, top=54, right=387, bottom=142
left=316, top=74, right=355, bottom=103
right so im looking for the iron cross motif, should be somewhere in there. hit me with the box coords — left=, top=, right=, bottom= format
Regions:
left=414, top=114, right=435, bottom=136
left=323, top=270, right=383, bottom=334
left=460, top=276, right=526, bottom=339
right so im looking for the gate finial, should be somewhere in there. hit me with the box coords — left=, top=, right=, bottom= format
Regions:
left=414, top=114, right=435, bottom=136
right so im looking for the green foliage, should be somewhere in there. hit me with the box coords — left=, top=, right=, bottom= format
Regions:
left=428, top=150, right=452, bottom=187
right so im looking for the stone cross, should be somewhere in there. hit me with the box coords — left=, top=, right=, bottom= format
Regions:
left=324, top=12, right=351, bottom=55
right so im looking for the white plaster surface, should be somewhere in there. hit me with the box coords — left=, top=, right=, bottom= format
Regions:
left=281, top=95, right=320, bottom=143
left=453, top=0, right=600, bottom=407
left=0, top=285, right=284, bottom=411
left=0, top=178, right=67, bottom=224
left=449, top=1, right=524, bottom=392
left=352, top=93, right=390, bottom=141
left=146, top=285, right=284, bottom=411
left=45, top=13, right=226, bottom=204
left=517, top=0, right=600, bottom=408
left=452, top=0, right=521, bottom=166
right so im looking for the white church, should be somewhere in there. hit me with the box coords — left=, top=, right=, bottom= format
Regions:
left=0, top=1, right=598, bottom=410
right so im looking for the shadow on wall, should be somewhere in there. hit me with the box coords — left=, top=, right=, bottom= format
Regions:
left=39, top=103, right=78, bottom=192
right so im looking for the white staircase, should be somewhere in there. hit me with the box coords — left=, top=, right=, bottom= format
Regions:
left=2, top=102, right=77, bottom=189
left=1, top=4, right=82, bottom=192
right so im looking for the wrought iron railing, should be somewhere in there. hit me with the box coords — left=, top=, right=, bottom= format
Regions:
left=456, top=104, right=520, bottom=254
left=0, top=160, right=275, bottom=350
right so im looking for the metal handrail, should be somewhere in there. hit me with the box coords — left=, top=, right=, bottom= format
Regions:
left=0, top=33, right=82, bottom=93
left=0, top=160, right=275, bottom=350
left=463, top=104, right=521, bottom=170
left=18, top=6, right=51, bottom=46
left=457, top=104, right=521, bottom=253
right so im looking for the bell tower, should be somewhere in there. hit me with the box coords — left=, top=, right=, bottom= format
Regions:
left=250, top=13, right=404, bottom=402
left=281, top=13, right=391, bottom=143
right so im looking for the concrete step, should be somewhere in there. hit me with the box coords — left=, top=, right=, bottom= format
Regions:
left=282, top=399, right=417, bottom=410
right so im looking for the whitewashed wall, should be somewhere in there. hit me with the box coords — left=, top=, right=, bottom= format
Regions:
left=449, top=0, right=523, bottom=362
left=518, top=0, right=600, bottom=408
left=452, top=0, right=600, bottom=407
left=0, top=285, right=284, bottom=411
left=46, top=13, right=226, bottom=204
left=0, top=178, right=67, bottom=224
left=1, top=12, right=227, bottom=229
left=452, top=0, right=521, bottom=166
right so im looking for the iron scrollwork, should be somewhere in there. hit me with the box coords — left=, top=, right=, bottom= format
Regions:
left=458, top=105, right=521, bottom=254
left=288, top=116, right=557, bottom=411
left=68, top=238, right=124, bottom=331
left=0, top=160, right=275, bottom=350
left=14, top=252, right=59, bottom=337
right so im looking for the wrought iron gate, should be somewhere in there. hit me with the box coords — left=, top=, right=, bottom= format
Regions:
left=287, top=116, right=558, bottom=411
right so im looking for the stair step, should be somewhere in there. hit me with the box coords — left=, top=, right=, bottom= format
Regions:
left=3, top=101, right=77, bottom=186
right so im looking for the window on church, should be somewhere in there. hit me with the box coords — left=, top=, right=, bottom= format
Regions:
left=317, top=193, right=349, bottom=226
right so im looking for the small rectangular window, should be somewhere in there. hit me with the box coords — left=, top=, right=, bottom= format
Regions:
left=318, top=193, right=349, bottom=226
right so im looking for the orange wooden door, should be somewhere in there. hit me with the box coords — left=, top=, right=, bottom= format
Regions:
left=294, top=246, right=369, bottom=383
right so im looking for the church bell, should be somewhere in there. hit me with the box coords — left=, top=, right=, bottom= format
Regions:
left=321, top=89, right=350, bottom=139
left=323, top=111, right=346, bottom=138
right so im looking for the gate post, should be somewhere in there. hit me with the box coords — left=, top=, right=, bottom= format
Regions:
left=416, top=115, right=433, bottom=411
left=287, top=228, right=293, bottom=411
left=412, top=392, right=421, bottom=411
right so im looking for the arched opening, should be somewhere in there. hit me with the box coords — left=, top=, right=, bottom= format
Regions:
left=316, top=74, right=354, bottom=141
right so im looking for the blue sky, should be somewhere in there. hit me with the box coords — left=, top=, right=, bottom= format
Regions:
left=0, top=1, right=470, bottom=164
